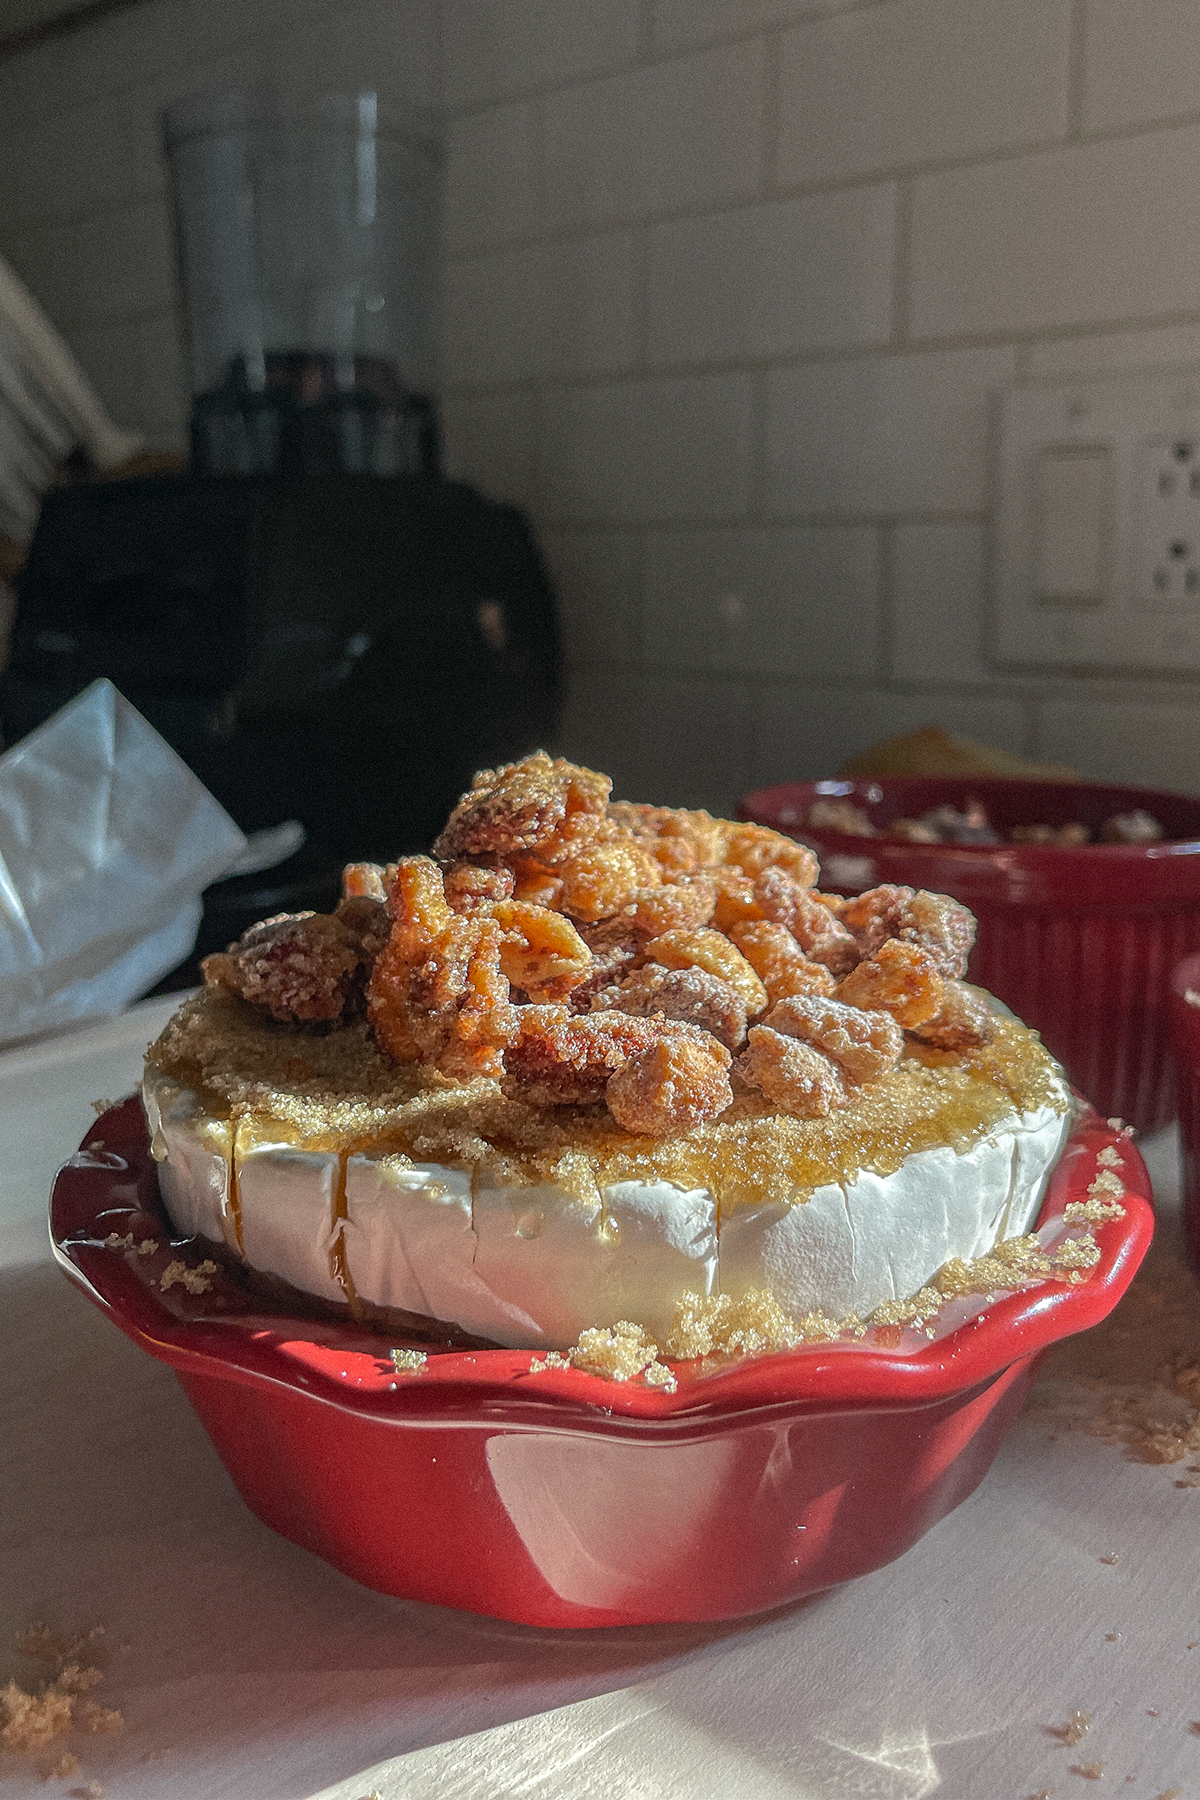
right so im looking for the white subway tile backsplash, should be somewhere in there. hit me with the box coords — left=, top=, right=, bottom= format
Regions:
left=440, top=387, right=539, bottom=509
left=1025, top=323, right=1200, bottom=381
left=0, top=96, right=150, bottom=238
left=552, top=664, right=656, bottom=800
left=444, top=102, right=538, bottom=251
left=776, top=0, right=1071, bottom=188
left=528, top=236, right=639, bottom=379
left=1035, top=698, right=1200, bottom=792
left=66, top=312, right=185, bottom=438
left=644, top=525, right=880, bottom=679
left=1084, top=0, right=1200, bottom=133
left=751, top=685, right=1028, bottom=787
left=443, top=234, right=638, bottom=385
left=542, top=41, right=764, bottom=233
left=646, top=186, right=894, bottom=367
left=765, top=346, right=1015, bottom=516
left=557, top=664, right=760, bottom=816
left=539, top=528, right=643, bottom=666
left=443, top=0, right=639, bottom=110
left=653, top=0, right=868, bottom=55
left=891, top=522, right=988, bottom=685
left=538, top=374, right=754, bottom=524
left=911, top=126, right=1200, bottom=341
left=4, top=197, right=175, bottom=333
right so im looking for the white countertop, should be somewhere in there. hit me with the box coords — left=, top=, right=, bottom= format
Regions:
left=3, top=998, right=1200, bottom=1800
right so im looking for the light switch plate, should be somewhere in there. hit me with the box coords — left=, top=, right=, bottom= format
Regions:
left=994, top=372, right=1200, bottom=674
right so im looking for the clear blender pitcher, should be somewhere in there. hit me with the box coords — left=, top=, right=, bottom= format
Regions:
left=163, top=92, right=440, bottom=476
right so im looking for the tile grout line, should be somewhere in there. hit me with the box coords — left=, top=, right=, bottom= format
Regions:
left=758, top=28, right=783, bottom=201
left=1067, top=0, right=1088, bottom=141
left=891, top=179, right=913, bottom=348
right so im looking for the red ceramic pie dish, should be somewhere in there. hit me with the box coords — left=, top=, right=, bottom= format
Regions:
left=739, top=775, right=1200, bottom=1131
left=52, top=1097, right=1151, bottom=1629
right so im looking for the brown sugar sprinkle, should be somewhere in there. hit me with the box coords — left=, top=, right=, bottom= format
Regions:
left=159, top=1258, right=218, bottom=1295
left=190, top=751, right=1017, bottom=1140
left=1099, top=1553, right=1120, bottom=1565
left=1070, top=1764, right=1103, bottom=1779
left=0, top=1622, right=120, bottom=1758
left=1049, top=1710, right=1091, bottom=1747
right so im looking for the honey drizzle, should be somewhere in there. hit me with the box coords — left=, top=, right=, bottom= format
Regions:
left=329, top=1146, right=364, bottom=1321
left=226, top=1112, right=246, bottom=1257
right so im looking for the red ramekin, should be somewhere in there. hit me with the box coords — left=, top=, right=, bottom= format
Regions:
left=1168, top=953, right=1200, bottom=1272
left=739, top=775, right=1200, bottom=1132
left=51, top=1097, right=1151, bottom=1629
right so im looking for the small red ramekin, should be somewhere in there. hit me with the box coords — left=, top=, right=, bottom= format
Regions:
left=739, top=776, right=1200, bottom=1132
left=51, top=1097, right=1151, bottom=1629
left=1168, top=954, right=1200, bottom=1272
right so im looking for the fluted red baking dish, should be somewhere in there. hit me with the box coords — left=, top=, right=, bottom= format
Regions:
left=739, top=775, right=1200, bottom=1131
left=51, top=1096, right=1150, bottom=1629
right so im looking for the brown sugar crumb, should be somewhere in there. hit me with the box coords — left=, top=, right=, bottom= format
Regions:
left=1050, top=1711, right=1092, bottom=1747
left=530, top=1320, right=678, bottom=1392
left=1070, top=1765, right=1103, bottom=1780
left=0, top=1680, right=74, bottom=1751
left=159, top=1258, right=218, bottom=1295
left=68, top=1785, right=105, bottom=1799
left=1099, top=1553, right=1120, bottom=1565
left=39, top=1749, right=80, bottom=1777
left=1153, top=1790, right=1182, bottom=1799
left=390, top=1348, right=427, bottom=1373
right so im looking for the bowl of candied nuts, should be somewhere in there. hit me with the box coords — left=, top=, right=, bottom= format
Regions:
left=739, top=775, right=1200, bottom=1132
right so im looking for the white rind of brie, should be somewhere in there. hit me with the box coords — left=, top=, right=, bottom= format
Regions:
left=142, top=1064, right=1071, bottom=1349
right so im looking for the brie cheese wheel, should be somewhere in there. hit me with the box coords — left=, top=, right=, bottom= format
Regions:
left=142, top=1042, right=1071, bottom=1349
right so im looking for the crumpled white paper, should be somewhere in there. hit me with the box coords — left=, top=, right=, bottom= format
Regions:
left=0, top=678, right=246, bottom=1042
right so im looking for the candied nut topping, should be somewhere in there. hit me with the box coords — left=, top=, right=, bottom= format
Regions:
left=502, top=1007, right=658, bottom=1107
left=606, top=1027, right=734, bottom=1137
left=591, top=962, right=748, bottom=1051
left=203, top=755, right=1000, bottom=1138
left=764, top=993, right=904, bottom=1087
left=202, top=900, right=385, bottom=1026
left=730, top=920, right=837, bottom=1005
left=836, top=938, right=944, bottom=1029
left=754, top=869, right=859, bottom=974
left=908, top=980, right=996, bottom=1051
left=434, top=751, right=611, bottom=862
left=644, top=926, right=768, bottom=1016
left=737, top=1025, right=846, bottom=1118
left=840, top=884, right=974, bottom=978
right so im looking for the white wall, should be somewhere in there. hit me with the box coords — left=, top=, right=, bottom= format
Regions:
left=439, top=0, right=1200, bottom=813
left=0, top=0, right=440, bottom=449
left=6, top=1, right=1200, bottom=812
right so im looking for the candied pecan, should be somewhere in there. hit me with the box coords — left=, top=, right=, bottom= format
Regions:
left=621, top=877, right=717, bottom=937
left=839, top=884, right=975, bottom=979
left=836, top=937, right=944, bottom=1028
left=709, top=866, right=765, bottom=933
left=567, top=918, right=643, bottom=1009
left=754, top=869, right=859, bottom=975
left=908, top=981, right=996, bottom=1051
left=443, top=862, right=515, bottom=912
left=591, top=962, right=748, bottom=1051
left=736, top=1026, right=846, bottom=1118
left=371, top=910, right=513, bottom=1077
left=606, top=1027, right=733, bottom=1137
left=509, top=860, right=565, bottom=908
left=720, top=821, right=819, bottom=887
left=385, top=855, right=455, bottom=949
left=763, top=994, right=903, bottom=1087
left=203, top=911, right=368, bottom=1025
left=644, top=926, right=768, bottom=1017
left=502, top=1008, right=658, bottom=1108
left=729, top=920, right=837, bottom=1005
left=342, top=861, right=387, bottom=901
left=491, top=898, right=592, bottom=999
left=433, top=752, right=610, bottom=863
left=608, top=802, right=726, bottom=868
left=557, top=837, right=662, bottom=922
